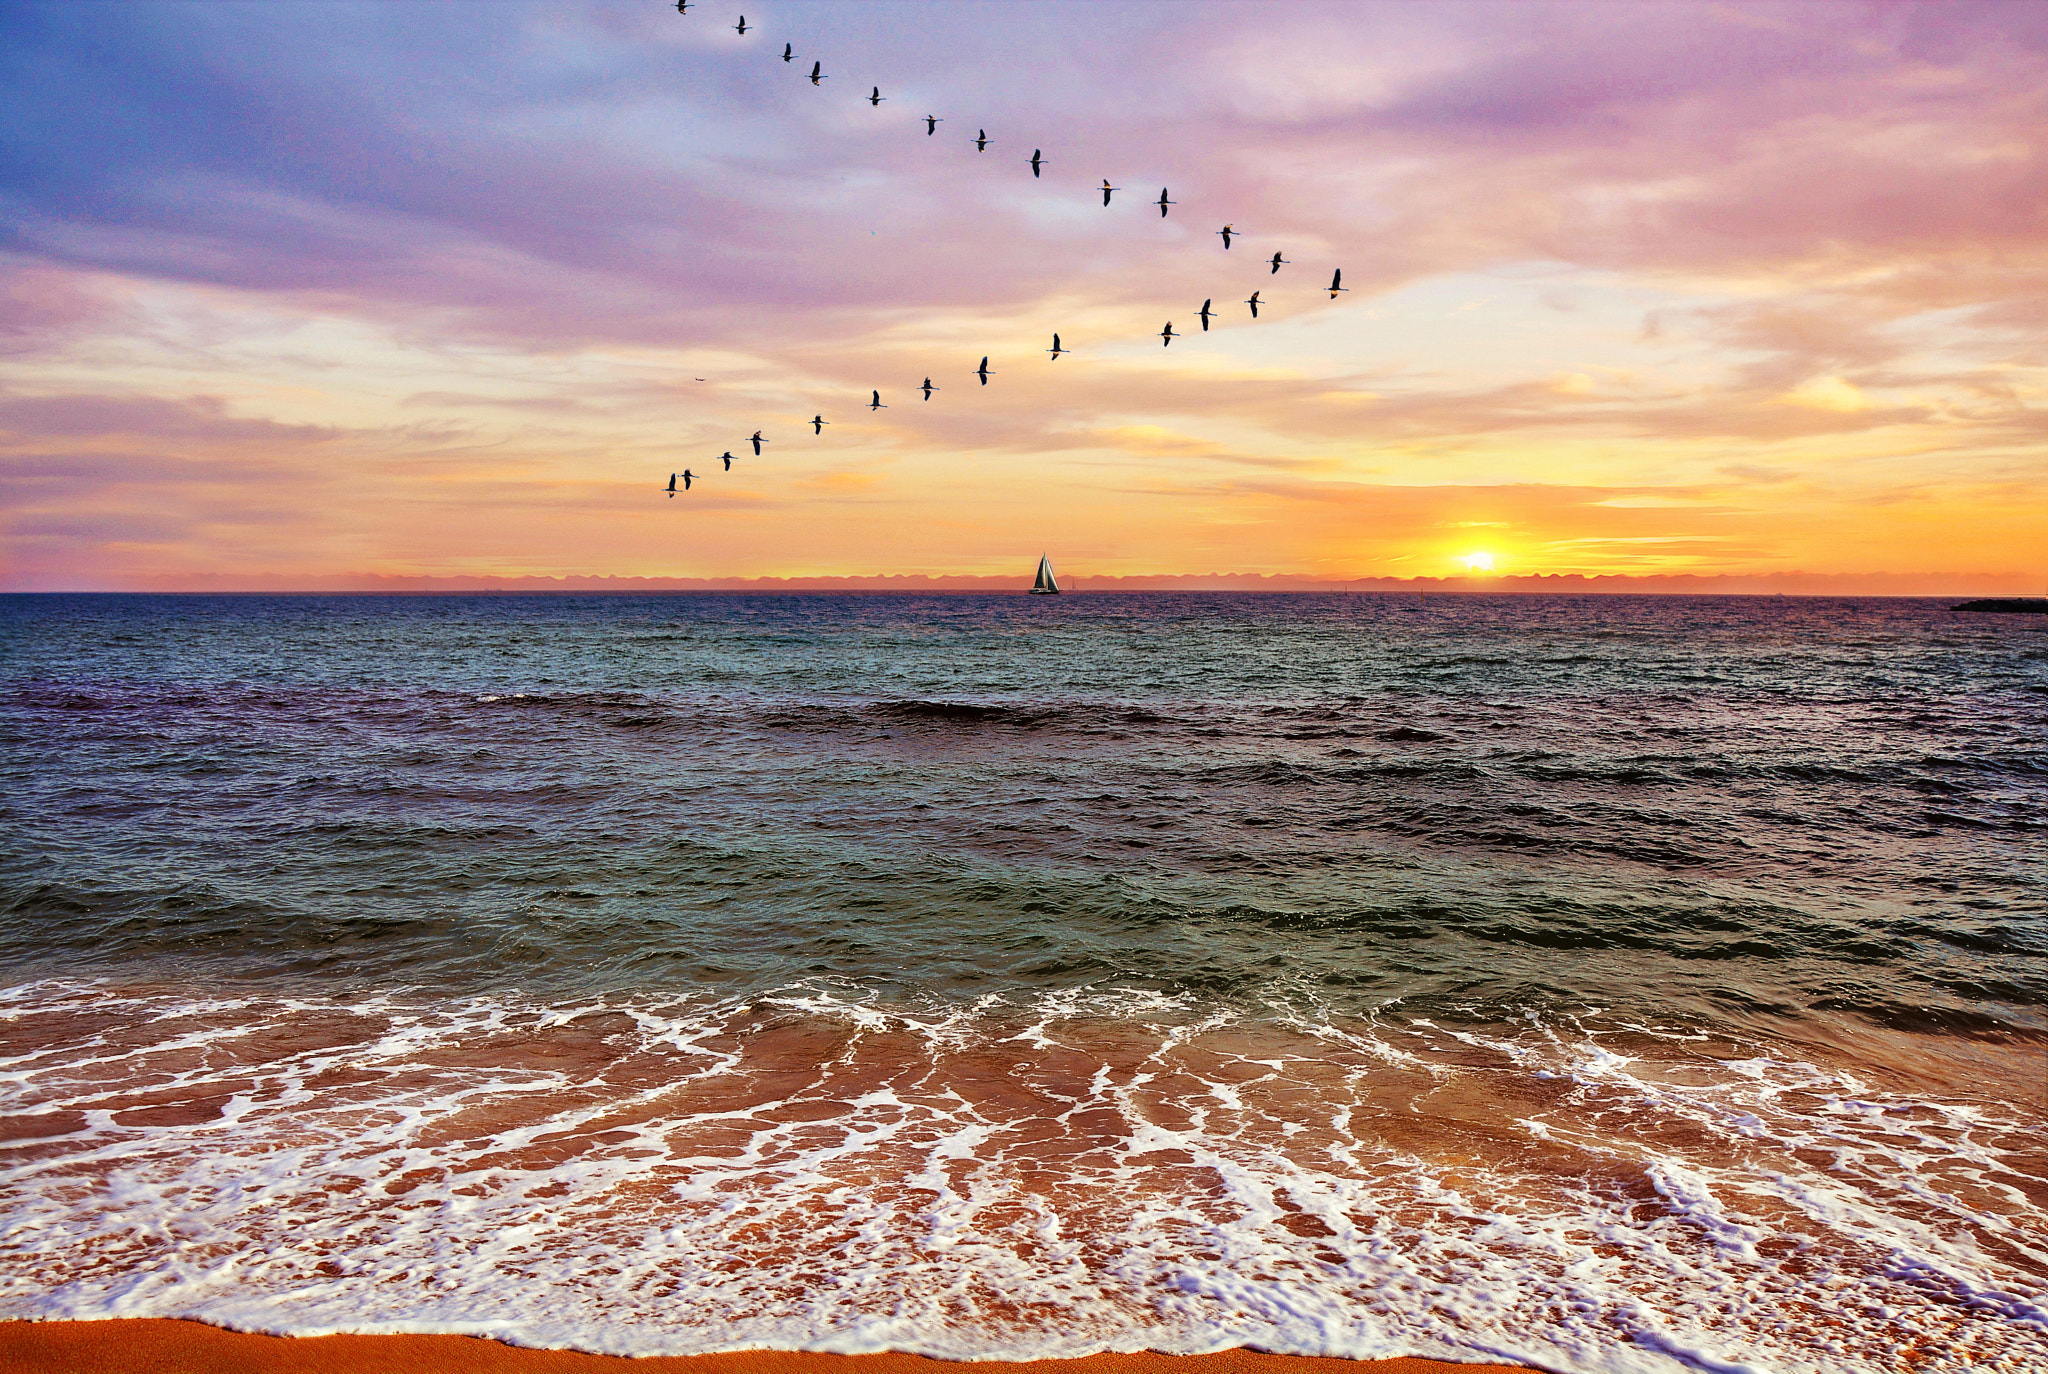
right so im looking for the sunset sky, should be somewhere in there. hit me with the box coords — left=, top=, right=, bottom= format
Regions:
left=2, top=0, right=2043, bottom=589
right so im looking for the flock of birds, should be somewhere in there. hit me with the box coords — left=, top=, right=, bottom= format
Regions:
left=663, top=0, right=1350, bottom=496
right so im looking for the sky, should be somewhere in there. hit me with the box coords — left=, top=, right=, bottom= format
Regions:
left=1, top=0, right=2044, bottom=590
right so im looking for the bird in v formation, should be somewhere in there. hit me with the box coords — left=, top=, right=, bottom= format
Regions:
left=664, top=8, right=1351, bottom=494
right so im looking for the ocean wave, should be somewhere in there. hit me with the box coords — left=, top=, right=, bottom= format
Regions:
left=1, top=979, right=2042, bottom=1372
left=865, top=699, right=1173, bottom=731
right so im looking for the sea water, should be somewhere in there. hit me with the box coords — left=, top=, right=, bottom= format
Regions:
left=1, top=593, right=2042, bottom=1372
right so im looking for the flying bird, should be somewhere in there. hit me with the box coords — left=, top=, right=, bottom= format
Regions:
left=809, top=60, right=824, bottom=84
left=734, top=15, right=747, bottom=35
left=1328, top=268, right=1347, bottom=298
left=722, top=451, right=735, bottom=471
left=1047, top=333, right=1067, bottom=359
left=925, top=115, right=943, bottom=135
left=1217, top=224, right=1235, bottom=249
left=675, top=1, right=690, bottom=14
left=974, top=129, right=989, bottom=151
left=1245, top=290, right=1261, bottom=318
left=1159, top=321, right=1176, bottom=347
left=812, top=415, right=828, bottom=434
left=1268, top=250, right=1289, bottom=274
left=781, top=42, right=794, bottom=61
left=1029, top=149, right=1044, bottom=177
left=1197, top=299, right=1214, bottom=331
left=868, top=86, right=884, bottom=105
left=869, top=390, right=887, bottom=409
left=750, top=430, right=767, bottom=455
left=1100, top=179, right=1120, bottom=207
left=976, top=356, right=991, bottom=385
left=667, top=473, right=678, bottom=497
left=681, top=469, right=694, bottom=490
left=1155, top=187, right=1174, bottom=217
left=921, top=376, right=938, bottom=400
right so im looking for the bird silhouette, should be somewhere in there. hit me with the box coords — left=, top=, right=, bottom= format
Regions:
left=974, top=129, right=989, bottom=151
left=1047, top=333, right=1067, bottom=359
left=667, top=473, right=678, bottom=497
left=682, top=469, right=694, bottom=490
left=781, top=42, right=794, bottom=62
left=809, top=60, right=824, bottom=84
left=1198, top=299, right=1214, bottom=331
left=976, top=356, right=991, bottom=385
left=921, top=376, right=938, bottom=400
left=1245, top=290, right=1262, bottom=318
left=811, top=415, right=828, bottom=434
left=750, top=430, right=767, bottom=456
left=675, top=1, right=690, bottom=13
left=1029, top=149, right=1044, bottom=177
left=1328, top=268, right=1347, bottom=298
left=1159, top=321, right=1176, bottom=347
left=1100, top=179, right=1120, bottom=207
left=925, top=115, right=942, bottom=135
left=1269, top=250, right=1289, bottom=274
left=733, top=15, right=747, bottom=35
left=868, top=86, right=884, bottom=106
left=1218, top=224, right=1235, bottom=249
left=722, top=451, right=735, bottom=471
left=869, top=390, right=887, bottom=409
left=1155, top=187, right=1174, bottom=217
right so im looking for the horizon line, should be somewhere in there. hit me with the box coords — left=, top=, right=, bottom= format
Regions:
left=5, top=569, right=2042, bottom=597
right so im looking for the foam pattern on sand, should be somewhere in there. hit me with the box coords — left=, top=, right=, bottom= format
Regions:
left=2, top=980, right=2043, bottom=1373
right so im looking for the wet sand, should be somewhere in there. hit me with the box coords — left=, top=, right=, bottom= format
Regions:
left=0, top=1322, right=1535, bottom=1374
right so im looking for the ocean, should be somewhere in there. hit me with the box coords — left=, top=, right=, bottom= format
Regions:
left=1, top=592, right=2042, bottom=1372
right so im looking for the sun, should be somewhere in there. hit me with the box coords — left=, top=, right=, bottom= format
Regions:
left=1461, top=551, right=1496, bottom=573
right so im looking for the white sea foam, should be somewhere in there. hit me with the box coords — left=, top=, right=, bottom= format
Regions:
left=1, top=978, right=2043, bottom=1373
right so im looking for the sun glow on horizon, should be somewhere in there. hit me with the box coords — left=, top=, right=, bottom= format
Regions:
left=1461, top=551, right=1496, bottom=573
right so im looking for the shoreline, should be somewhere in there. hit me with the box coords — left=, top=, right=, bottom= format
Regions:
left=0, top=1322, right=1537, bottom=1374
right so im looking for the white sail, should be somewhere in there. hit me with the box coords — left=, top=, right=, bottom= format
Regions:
left=1030, top=553, right=1060, bottom=594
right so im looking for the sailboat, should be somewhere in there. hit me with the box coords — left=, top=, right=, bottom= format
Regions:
left=1029, top=553, right=1060, bottom=595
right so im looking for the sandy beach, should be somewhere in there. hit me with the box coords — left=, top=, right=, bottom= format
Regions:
left=0, top=1323, right=1534, bottom=1374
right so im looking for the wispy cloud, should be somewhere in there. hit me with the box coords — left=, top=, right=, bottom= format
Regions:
left=0, top=0, right=2042, bottom=587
